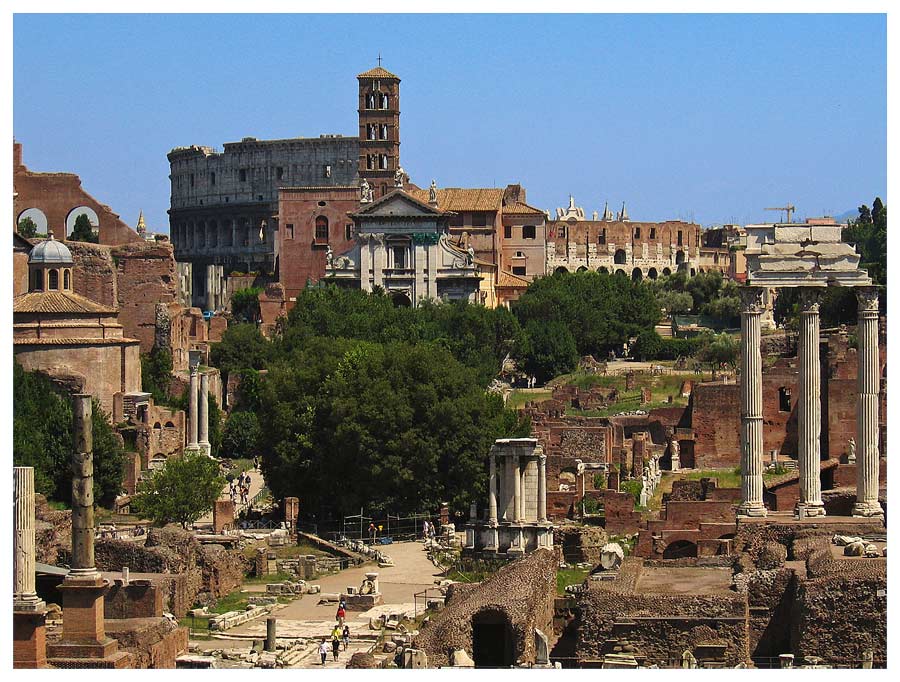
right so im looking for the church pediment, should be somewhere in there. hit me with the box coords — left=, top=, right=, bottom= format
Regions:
left=352, top=189, right=444, bottom=218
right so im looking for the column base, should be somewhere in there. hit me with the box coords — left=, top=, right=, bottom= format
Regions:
left=852, top=502, right=885, bottom=519
left=795, top=502, right=826, bottom=519
left=14, top=610, right=48, bottom=669
left=736, top=503, right=767, bottom=518
left=199, top=442, right=212, bottom=457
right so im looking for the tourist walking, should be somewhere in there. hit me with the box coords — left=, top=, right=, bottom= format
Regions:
left=422, top=519, right=430, bottom=543
left=319, top=639, right=329, bottom=665
left=331, top=625, right=342, bottom=661
left=336, top=604, right=346, bottom=626
left=369, top=522, right=377, bottom=544
left=342, top=625, right=350, bottom=651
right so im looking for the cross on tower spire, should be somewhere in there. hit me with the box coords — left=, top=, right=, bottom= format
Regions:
left=377, top=53, right=382, bottom=67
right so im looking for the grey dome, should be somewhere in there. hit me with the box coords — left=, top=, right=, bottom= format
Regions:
left=28, top=234, right=73, bottom=265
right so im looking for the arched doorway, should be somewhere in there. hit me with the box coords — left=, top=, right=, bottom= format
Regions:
left=391, top=292, right=412, bottom=308
left=647, top=268, right=658, bottom=280
left=598, top=266, right=609, bottom=274
left=662, top=267, right=672, bottom=277
left=65, top=206, right=100, bottom=238
left=631, top=268, right=643, bottom=282
left=472, top=609, right=515, bottom=668
left=576, top=266, right=588, bottom=273
left=663, top=539, right=698, bottom=559
left=614, top=249, right=627, bottom=264
left=554, top=266, right=569, bottom=275
left=615, top=268, right=627, bottom=278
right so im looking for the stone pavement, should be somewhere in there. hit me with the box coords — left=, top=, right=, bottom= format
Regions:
left=198, top=467, right=265, bottom=524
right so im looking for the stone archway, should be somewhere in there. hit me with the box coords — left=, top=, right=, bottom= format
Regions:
left=554, top=266, right=569, bottom=275
left=632, top=268, right=643, bottom=282
left=472, top=608, right=515, bottom=668
left=675, top=250, right=686, bottom=265
left=663, top=539, right=698, bottom=559
left=598, top=266, right=609, bottom=274
left=614, top=249, right=627, bottom=265
left=647, top=267, right=658, bottom=280
left=391, top=292, right=412, bottom=308
left=17, top=207, right=48, bottom=234
left=65, top=206, right=100, bottom=237
left=615, top=268, right=627, bottom=278
left=662, top=267, right=672, bottom=277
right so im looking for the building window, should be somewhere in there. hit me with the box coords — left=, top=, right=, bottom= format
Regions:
left=48, top=269, right=59, bottom=290
left=392, top=244, right=407, bottom=269
left=324, top=165, right=332, bottom=178
left=558, top=226, right=567, bottom=239
left=239, top=169, right=247, bottom=182
left=315, top=216, right=329, bottom=242
left=379, top=155, right=388, bottom=170
left=367, top=154, right=375, bottom=170
left=634, top=226, right=641, bottom=239
left=367, top=93, right=376, bottom=109
left=523, top=225, right=536, bottom=240
left=345, top=224, right=354, bottom=241
left=471, top=212, right=487, bottom=227
left=677, top=230, right=683, bottom=246
left=449, top=213, right=464, bottom=227
left=190, top=173, right=195, bottom=187
left=599, top=228, right=606, bottom=244
left=515, top=251, right=525, bottom=258
left=779, top=387, right=791, bottom=412
left=63, top=269, right=71, bottom=290
left=504, top=225, right=512, bottom=239
left=276, top=167, right=284, bottom=180
left=381, top=124, right=389, bottom=140
left=649, top=227, right=656, bottom=239
left=210, top=172, right=216, bottom=186
left=381, top=93, right=390, bottom=109
left=512, top=266, right=527, bottom=276
left=286, top=224, right=294, bottom=240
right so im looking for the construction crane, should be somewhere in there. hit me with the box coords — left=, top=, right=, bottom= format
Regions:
left=764, top=205, right=796, bottom=224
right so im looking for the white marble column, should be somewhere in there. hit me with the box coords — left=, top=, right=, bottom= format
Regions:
left=513, top=455, right=522, bottom=522
left=488, top=453, right=498, bottom=524
left=538, top=454, right=547, bottom=522
left=737, top=287, right=767, bottom=517
left=427, top=242, right=439, bottom=301
left=199, top=371, right=210, bottom=455
left=373, top=234, right=385, bottom=288
left=188, top=364, right=199, bottom=448
left=14, top=467, right=45, bottom=612
left=358, top=234, right=371, bottom=292
left=797, top=288, right=826, bottom=517
left=519, top=462, right=527, bottom=521
left=853, top=287, right=884, bottom=518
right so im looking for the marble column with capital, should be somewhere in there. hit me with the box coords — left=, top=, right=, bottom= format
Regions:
left=737, top=287, right=767, bottom=517
left=537, top=454, right=547, bottom=523
left=853, top=287, right=884, bottom=518
left=14, top=467, right=45, bottom=613
left=488, top=453, right=498, bottom=524
left=188, top=364, right=199, bottom=449
left=512, top=455, right=522, bottom=523
left=199, top=371, right=210, bottom=455
left=796, top=288, right=826, bottom=517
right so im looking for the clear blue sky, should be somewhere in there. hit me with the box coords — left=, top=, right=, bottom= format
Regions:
left=13, top=13, right=886, bottom=233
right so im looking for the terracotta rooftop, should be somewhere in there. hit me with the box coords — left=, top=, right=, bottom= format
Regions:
left=408, top=188, right=504, bottom=213
left=357, top=66, right=400, bottom=79
left=13, top=291, right=118, bottom=315
left=502, top=201, right=546, bottom=216
left=497, top=270, right=531, bottom=289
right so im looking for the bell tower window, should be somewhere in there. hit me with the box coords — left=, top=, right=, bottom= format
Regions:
left=48, top=269, right=59, bottom=290
left=315, top=216, right=329, bottom=243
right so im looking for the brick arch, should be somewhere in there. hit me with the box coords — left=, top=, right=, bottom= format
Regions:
left=17, top=207, right=48, bottom=233
left=663, top=538, right=698, bottom=559
left=65, top=205, right=100, bottom=237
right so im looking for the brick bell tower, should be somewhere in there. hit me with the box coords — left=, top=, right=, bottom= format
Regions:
left=357, top=60, right=401, bottom=199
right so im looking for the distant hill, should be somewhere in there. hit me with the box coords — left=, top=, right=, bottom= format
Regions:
left=833, top=208, right=858, bottom=224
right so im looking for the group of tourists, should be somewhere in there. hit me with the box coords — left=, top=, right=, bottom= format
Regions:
left=422, top=519, right=439, bottom=543
left=318, top=598, right=351, bottom=664
left=229, top=470, right=252, bottom=506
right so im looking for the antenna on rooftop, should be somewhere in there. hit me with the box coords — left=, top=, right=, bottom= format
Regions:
left=764, top=204, right=795, bottom=223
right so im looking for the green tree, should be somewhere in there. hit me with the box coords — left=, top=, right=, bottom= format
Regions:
left=518, top=319, right=579, bottom=383
left=697, top=332, right=739, bottom=378
left=210, top=323, right=271, bottom=375
left=140, top=345, right=173, bottom=404
left=702, top=295, right=741, bottom=326
left=18, top=216, right=38, bottom=238
left=633, top=329, right=664, bottom=361
left=132, top=451, right=224, bottom=528
left=221, top=411, right=262, bottom=459
left=70, top=213, right=98, bottom=243
left=13, top=362, right=124, bottom=507
left=231, top=287, right=262, bottom=322
left=656, top=290, right=694, bottom=316
left=257, top=338, right=529, bottom=517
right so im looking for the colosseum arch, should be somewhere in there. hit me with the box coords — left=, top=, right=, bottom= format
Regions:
left=577, top=266, right=588, bottom=273
left=554, top=266, right=569, bottom=275
left=615, top=268, right=627, bottom=277
left=647, top=267, right=658, bottom=280
left=675, top=250, right=686, bottom=265
left=65, top=206, right=100, bottom=238
left=598, top=266, right=609, bottom=274
left=631, top=268, right=643, bottom=282
left=614, top=249, right=627, bottom=264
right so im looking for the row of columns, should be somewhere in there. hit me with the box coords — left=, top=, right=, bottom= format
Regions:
left=173, top=217, right=275, bottom=253
left=187, top=364, right=211, bottom=456
left=487, top=454, right=548, bottom=524
left=738, top=286, right=883, bottom=519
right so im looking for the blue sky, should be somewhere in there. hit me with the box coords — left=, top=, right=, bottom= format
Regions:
left=13, top=13, right=886, bottom=233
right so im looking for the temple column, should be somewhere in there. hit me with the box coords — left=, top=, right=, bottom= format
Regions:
left=373, top=233, right=385, bottom=288
left=47, top=396, right=131, bottom=668
left=519, top=462, right=527, bottom=521
left=359, top=234, right=372, bottom=292
left=14, top=467, right=47, bottom=669
left=188, top=363, right=199, bottom=449
left=199, top=371, right=210, bottom=455
left=853, top=287, right=884, bottom=518
left=737, top=287, right=767, bottom=517
left=538, top=454, right=547, bottom=522
left=488, top=452, right=498, bottom=524
left=513, top=455, right=522, bottom=522
left=796, top=288, right=826, bottom=517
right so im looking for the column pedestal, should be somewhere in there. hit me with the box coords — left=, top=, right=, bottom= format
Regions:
left=14, top=611, right=48, bottom=669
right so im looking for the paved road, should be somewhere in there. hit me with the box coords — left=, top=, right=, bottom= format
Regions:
left=197, top=466, right=265, bottom=525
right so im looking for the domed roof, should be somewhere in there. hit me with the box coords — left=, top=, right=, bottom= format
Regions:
left=28, top=233, right=73, bottom=265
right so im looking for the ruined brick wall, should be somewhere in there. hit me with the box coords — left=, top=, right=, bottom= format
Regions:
left=13, top=142, right=142, bottom=245
left=737, top=567, right=797, bottom=659
left=139, top=404, right=186, bottom=466
left=414, top=548, right=558, bottom=667
left=197, top=543, right=249, bottom=601
left=69, top=242, right=118, bottom=307
left=105, top=619, right=188, bottom=669
left=602, top=489, right=642, bottom=535
left=575, top=587, right=749, bottom=667
left=554, top=525, right=609, bottom=564
left=112, top=242, right=179, bottom=353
